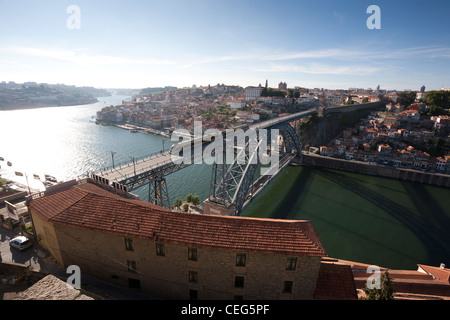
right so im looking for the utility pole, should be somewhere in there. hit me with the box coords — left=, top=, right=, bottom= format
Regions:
left=111, top=151, right=116, bottom=169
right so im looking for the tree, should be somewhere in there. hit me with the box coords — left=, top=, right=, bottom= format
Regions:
left=261, top=87, right=285, bottom=97
left=174, top=198, right=183, bottom=209
left=396, top=91, right=416, bottom=107
left=182, top=203, right=189, bottom=212
left=423, top=90, right=450, bottom=110
left=191, top=195, right=200, bottom=206
left=429, top=105, right=446, bottom=116
left=186, top=193, right=193, bottom=203
left=362, top=270, right=394, bottom=300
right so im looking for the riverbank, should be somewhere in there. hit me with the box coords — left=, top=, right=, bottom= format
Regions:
left=0, top=100, right=99, bottom=111
left=300, top=152, right=450, bottom=188
left=97, top=122, right=171, bottom=138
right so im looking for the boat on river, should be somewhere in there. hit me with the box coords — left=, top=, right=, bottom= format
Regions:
left=45, top=174, right=57, bottom=183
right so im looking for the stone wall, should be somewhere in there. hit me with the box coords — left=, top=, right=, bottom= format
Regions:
left=301, top=101, right=387, bottom=147
left=31, top=214, right=323, bottom=300
left=14, top=274, right=94, bottom=300
left=322, top=101, right=387, bottom=117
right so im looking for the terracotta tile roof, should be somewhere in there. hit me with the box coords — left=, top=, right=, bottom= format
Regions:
left=28, top=182, right=326, bottom=257
left=333, top=259, right=450, bottom=299
left=418, top=264, right=450, bottom=284
left=314, top=261, right=358, bottom=300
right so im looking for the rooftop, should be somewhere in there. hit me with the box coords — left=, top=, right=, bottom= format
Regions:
left=28, top=181, right=327, bottom=257
left=314, top=260, right=358, bottom=300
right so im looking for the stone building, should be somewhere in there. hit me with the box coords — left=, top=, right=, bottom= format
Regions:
left=244, top=86, right=264, bottom=102
left=27, top=179, right=330, bottom=300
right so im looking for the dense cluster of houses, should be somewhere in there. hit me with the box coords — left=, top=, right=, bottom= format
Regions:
left=95, top=82, right=319, bottom=132
left=96, top=85, right=241, bottom=131
left=318, top=103, right=450, bottom=173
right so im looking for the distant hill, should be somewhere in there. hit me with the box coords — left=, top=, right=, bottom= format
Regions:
left=0, top=82, right=111, bottom=110
left=139, top=86, right=177, bottom=96
left=106, top=88, right=142, bottom=96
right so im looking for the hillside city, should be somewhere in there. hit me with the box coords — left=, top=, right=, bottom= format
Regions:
left=95, top=82, right=450, bottom=174
left=318, top=103, right=450, bottom=174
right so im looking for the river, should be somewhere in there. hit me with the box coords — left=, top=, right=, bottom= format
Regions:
left=0, top=96, right=212, bottom=202
left=1, top=95, right=449, bottom=270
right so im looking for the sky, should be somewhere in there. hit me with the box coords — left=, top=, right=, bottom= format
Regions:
left=0, top=0, right=449, bottom=91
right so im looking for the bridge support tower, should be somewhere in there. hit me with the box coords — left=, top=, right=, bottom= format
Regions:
left=148, top=177, right=171, bottom=210
left=204, top=121, right=303, bottom=216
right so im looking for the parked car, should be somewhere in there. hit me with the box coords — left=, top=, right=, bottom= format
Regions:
left=9, top=236, right=33, bottom=251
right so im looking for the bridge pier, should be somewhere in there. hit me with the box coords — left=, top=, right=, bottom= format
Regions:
left=148, top=177, right=171, bottom=210
left=203, top=198, right=236, bottom=216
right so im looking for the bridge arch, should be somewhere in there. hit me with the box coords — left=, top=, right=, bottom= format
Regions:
left=207, top=120, right=302, bottom=216
left=270, top=121, right=302, bottom=160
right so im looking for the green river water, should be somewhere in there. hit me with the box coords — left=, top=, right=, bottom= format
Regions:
left=242, top=165, right=450, bottom=270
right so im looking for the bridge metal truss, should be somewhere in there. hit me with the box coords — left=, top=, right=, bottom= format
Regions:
left=208, top=120, right=302, bottom=216
left=116, top=160, right=191, bottom=209
left=148, top=174, right=171, bottom=209
left=99, top=112, right=307, bottom=212
left=117, top=161, right=189, bottom=191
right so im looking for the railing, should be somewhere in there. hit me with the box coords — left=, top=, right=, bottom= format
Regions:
left=102, top=151, right=171, bottom=175
left=250, top=108, right=316, bottom=130
left=104, top=156, right=176, bottom=183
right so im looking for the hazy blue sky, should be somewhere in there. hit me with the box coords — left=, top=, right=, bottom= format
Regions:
left=0, top=0, right=449, bottom=90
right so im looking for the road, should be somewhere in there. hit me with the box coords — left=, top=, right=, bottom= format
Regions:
left=0, top=221, right=63, bottom=276
left=0, top=225, right=160, bottom=299
left=98, top=151, right=173, bottom=184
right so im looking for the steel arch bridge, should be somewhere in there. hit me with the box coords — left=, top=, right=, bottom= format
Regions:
left=92, top=108, right=317, bottom=214
left=205, top=120, right=303, bottom=216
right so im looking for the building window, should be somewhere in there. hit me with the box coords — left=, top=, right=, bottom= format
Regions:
left=127, top=260, right=137, bottom=273
left=128, top=278, right=141, bottom=289
left=189, top=289, right=198, bottom=300
left=188, top=247, right=197, bottom=261
left=286, top=257, right=297, bottom=270
left=124, top=237, right=134, bottom=251
left=156, top=243, right=165, bottom=256
left=234, top=295, right=243, bottom=300
left=189, top=271, right=198, bottom=283
left=236, top=253, right=246, bottom=267
left=282, top=281, right=293, bottom=293
left=235, top=276, right=244, bottom=288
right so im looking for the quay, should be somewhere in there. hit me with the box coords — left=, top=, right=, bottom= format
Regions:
left=113, top=123, right=171, bottom=138
left=301, top=152, right=450, bottom=188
